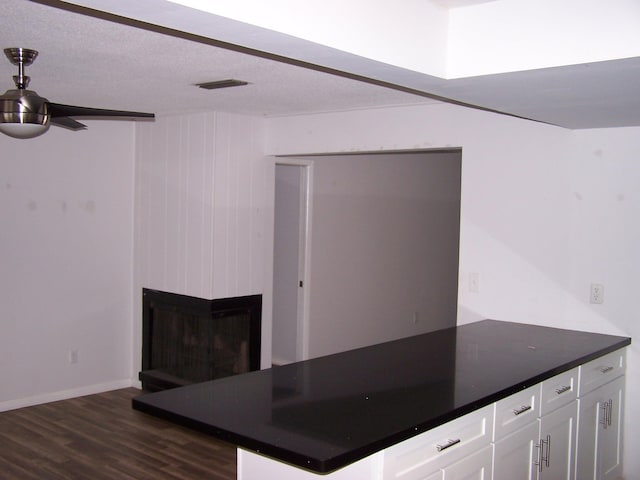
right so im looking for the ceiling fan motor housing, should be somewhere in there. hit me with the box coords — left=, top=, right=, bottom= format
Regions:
left=0, top=89, right=50, bottom=138
left=0, top=89, right=50, bottom=121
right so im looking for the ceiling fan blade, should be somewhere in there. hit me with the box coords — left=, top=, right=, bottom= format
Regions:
left=50, top=116, right=87, bottom=130
left=48, top=103, right=154, bottom=119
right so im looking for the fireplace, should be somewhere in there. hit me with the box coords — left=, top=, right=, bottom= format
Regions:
left=139, top=288, right=261, bottom=392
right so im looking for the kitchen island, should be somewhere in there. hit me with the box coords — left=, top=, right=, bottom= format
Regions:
left=132, top=320, right=630, bottom=478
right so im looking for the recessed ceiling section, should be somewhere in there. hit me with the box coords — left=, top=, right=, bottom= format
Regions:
left=433, top=0, right=499, bottom=7
left=3, top=0, right=640, bottom=128
left=446, top=0, right=640, bottom=78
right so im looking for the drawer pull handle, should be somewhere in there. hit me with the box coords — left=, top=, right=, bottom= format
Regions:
left=600, top=366, right=614, bottom=374
left=436, top=438, right=460, bottom=452
left=555, top=385, right=571, bottom=395
left=513, top=405, right=532, bottom=415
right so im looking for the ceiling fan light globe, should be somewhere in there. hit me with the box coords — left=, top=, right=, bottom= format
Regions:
left=0, top=122, right=49, bottom=139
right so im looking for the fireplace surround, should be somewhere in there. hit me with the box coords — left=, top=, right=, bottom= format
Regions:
left=139, top=288, right=261, bottom=392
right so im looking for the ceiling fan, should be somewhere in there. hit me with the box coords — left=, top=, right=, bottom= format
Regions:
left=0, top=47, right=154, bottom=139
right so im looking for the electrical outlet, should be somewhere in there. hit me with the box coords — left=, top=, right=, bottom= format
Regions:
left=590, top=284, right=604, bottom=304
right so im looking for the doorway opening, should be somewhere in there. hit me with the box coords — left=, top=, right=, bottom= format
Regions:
left=272, top=160, right=312, bottom=365
left=272, top=149, right=461, bottom=360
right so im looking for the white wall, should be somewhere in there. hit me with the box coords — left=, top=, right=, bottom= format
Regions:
left=134, top=111, right=273, bottom=371
left=300, top=152, right=461, bottom=358
left=265, top=103, right=640, bottom=477
left=2, top=102, right=637, bottom=475
left=0, top=121, right=136, bottom=410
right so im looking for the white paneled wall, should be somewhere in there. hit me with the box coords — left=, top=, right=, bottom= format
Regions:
left=135, top=113, right=214, bottom=297
left=211, top=114, right=269, bottom=298
left=134, top=112, right=272, bottom=370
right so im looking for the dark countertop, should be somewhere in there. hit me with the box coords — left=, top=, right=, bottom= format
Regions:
left=132, top=319, right=630, bottom=474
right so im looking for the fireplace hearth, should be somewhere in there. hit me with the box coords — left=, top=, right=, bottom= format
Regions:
left=139, top=288, right=261, bottom=392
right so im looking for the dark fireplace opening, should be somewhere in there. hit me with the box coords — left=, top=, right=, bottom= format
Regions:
left=139, top=288, right=261, bottom=392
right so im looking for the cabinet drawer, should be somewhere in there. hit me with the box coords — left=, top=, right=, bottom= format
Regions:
left=540, top=367, right=578, bottom=416
left=442, top=444, right=494, bottom=479
left=578, top=349, right=626, bottom=396
left=493, top=385, right=539, bottom=441
left=383, top=405, right=494, bottom=480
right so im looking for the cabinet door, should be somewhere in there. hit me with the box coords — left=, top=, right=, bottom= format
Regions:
left=576, top=390, right=599, bottom=480
left=442, top=445, right=493, bottom=480
left=538, top=401, right=576, bottom=480
left=577, top=376, right=624, bottom=480
left=493, top=420, right=539, bottom=480
left=600, top=377, right=624, bottom=480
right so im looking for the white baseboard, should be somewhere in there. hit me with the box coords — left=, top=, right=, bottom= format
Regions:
left=0, top=379, right=135, bottom=412
left=271, top=356, right=293, bottom=367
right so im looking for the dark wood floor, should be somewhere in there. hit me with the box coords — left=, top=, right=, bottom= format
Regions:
left=0, top=388, right=236, bottom=480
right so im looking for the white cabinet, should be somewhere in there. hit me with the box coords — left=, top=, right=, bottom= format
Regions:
left=493, top=384, right=539, bottom=480
left=492, top=369, right=577, bottom=480
left=237, top=448, right=385, bottom=480
left=538, top=368, right=578, bottom=480
left=442, top=444, right=493, bottom=480
left=576, top=376, right=624, bottom=480
left=540, top=368, right=578, bottom=417
left=598, top=378, right=624, bottom=480
left=538, top=401, right=576, bottom=480
left=576, top=349, right=626, bottom=480
left=493, top=384, right=539, bottom=440
left=577, top=350, right=625, bottom=397
left=237, top=349, right=626, bottom=480
left=493, top=420, right=539, bottom=480
left=383, top=405, right=494, bottom=480
left=494, top=402, right=577, bottom=480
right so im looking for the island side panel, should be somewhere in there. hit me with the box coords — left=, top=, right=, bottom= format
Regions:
left=237, top=449, right=384, bottom=480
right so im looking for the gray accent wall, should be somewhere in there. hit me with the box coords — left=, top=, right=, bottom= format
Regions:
left=303, top=151, right=461, bottom=358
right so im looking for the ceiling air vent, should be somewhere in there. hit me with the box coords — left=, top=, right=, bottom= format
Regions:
left=196, top=79, right=249, bottom=90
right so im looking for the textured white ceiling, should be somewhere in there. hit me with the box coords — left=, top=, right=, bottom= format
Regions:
left=1, top=0, right=639, bottom=129
left=0, top=0, right=437, bottom=118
